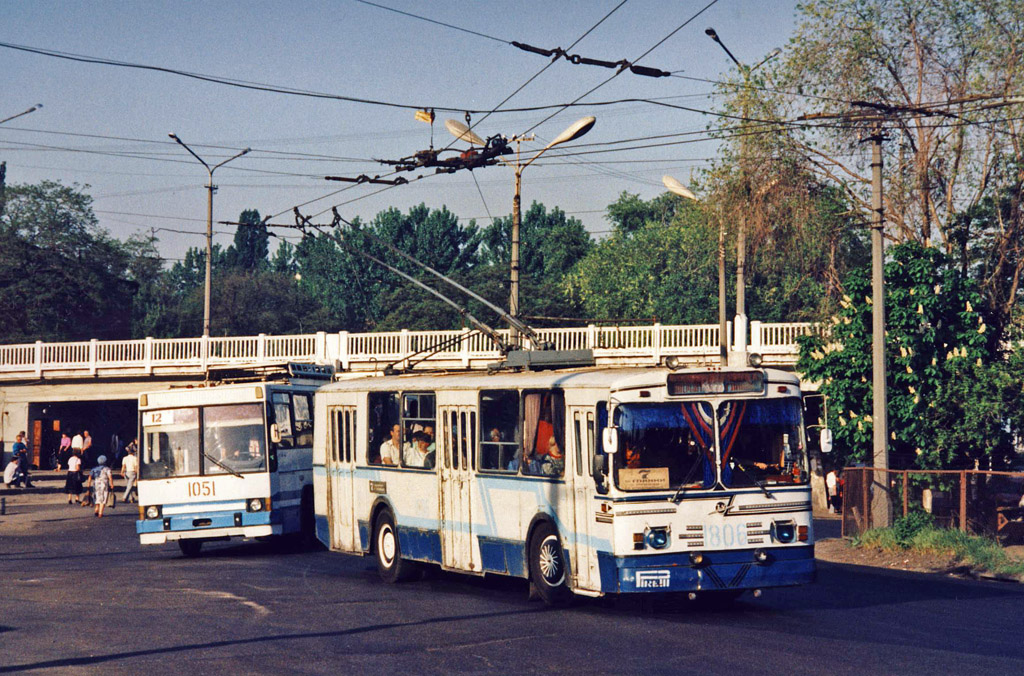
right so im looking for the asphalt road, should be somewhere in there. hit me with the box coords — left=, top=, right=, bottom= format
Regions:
left=2, top=502, right=1022, bottom=675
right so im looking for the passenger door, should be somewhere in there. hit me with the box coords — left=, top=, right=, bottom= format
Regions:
left=568, top=406, right=598, bottom=590
left=326, top=405, right=358, bottom=551
left=439, top=406, right=476, bottom=571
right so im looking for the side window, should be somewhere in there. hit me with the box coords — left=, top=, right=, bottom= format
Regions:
left=333, top=408, right=356, bottom=463
left=593, top=403, right=608, bottom=493
left=368, top=392, right=400, bottom=466
left=293, top=393, right=313, bottom=447
left=574, top=412, right=584, bottom=476
left=401, top=393, right=436, bottom=470
left=346, top=410, right=356, bottom=463
left=519, top=390, right=565, bottom=477
left=330, top=408, right=344, bottom=462
left=272, top=393, right=294, bottom=449
left=479, top=390, right=519, bottom=472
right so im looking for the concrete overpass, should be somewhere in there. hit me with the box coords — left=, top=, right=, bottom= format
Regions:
left=0, top=321, right=815, bottom=467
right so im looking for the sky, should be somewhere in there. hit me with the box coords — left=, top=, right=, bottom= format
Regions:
left=0, top=0, right=801, bottom=263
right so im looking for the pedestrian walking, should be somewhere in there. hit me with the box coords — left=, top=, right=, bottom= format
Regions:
left=65, top=449, right=84, bottom=504
left=121, top=441, right=138, bottom=504
left=826, top=469, right=838, bottom=513
left=86, top=455, right=114, bottom=518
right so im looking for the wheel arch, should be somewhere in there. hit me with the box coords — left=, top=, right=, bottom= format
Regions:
left=524, top=511, right=572, bottom=582
left=368, top=496, right=396, bottom=552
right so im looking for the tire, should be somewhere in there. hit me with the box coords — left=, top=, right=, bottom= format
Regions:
left=178, top=539, right=203, bottom=558
left=529, top=522, right=572, bottom=606
left=289, top=489, right=321, bottom=552
left=373, top=511, right=417, bottom=583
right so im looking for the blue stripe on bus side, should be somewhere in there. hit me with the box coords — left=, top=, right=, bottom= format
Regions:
left=398, top=526, right=442, bottom=564
left=315, top=514, right=330, bottom=547
left=477, top=536, right=528, bottom=577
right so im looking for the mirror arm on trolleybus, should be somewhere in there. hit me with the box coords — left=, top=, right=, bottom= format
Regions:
left=203, top=452, right=243, bottom=479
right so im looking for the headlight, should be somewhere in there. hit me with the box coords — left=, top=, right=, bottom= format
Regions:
left=771, top=520, right=796, bottom=543
left=247, top=498, right=266, bottom=512
left=145, top=505, right=161, bottom=519
left=645, top=527, right=670, bottom=550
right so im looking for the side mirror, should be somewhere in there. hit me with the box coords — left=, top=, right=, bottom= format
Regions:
left=602, top=427, right=619, bottom=455
left=820, top=428, right=833, bottom=454
left=270, top=424, right=281, bottom=444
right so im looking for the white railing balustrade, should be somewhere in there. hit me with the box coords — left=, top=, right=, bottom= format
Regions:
left=0, top=322, right=816, bottom=379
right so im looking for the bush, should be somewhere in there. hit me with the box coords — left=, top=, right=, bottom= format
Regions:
left=891, top=511, right=935, bottom=545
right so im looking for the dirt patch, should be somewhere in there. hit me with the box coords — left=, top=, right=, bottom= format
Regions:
left=816, top=537, right=1024, bottom=581
left=816, top=537, right=963, bottom=574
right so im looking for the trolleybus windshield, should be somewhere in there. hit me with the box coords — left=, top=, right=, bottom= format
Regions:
left=141, top=404, right=266, bottom=479
left=612, top=397, right=808, bottom=491
left=720, top=397, right=807, bottom=487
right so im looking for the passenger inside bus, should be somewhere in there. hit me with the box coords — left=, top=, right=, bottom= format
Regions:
left=404, top=431, right=434, bottom=469
left=378, top=424, right=401, bottom=466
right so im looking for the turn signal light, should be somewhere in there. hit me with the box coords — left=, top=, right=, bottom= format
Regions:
left=798, top=525, right=809, bottom=542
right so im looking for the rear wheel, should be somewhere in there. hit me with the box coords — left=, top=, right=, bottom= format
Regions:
left=529, top=522, right=572, bottom=606
left=178, top=540, right=203, bottom=558
left=373, top=511, right=418, bottom=583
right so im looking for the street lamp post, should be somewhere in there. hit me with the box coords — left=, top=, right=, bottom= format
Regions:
left=446, top=116, right=595, bottom=347
left=662, top=176, right=728, bottom=366
left=168, top=134, right=250, bottom=337
left=705, top=28, right=779, bottom=356
left=0, top=104, right=43, bottom=126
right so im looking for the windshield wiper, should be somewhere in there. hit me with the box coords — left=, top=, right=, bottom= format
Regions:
left=730, top=463, right=775, bottom=499
left=203, top=452, right=243, bottom=479
left=670, top=456, right=706, bottom=504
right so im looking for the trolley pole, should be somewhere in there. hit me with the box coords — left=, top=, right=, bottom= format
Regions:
left=868, top=125, right=892, bottom=528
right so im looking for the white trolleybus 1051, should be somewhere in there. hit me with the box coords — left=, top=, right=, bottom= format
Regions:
left=136, top=364, right=333, bottom=556
left=313, top=365, right=818, bottom=604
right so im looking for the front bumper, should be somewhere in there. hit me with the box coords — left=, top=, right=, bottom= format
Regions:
left=137, top=508, right=280, bottom=544
left=598, top=545, right=815, bottom=593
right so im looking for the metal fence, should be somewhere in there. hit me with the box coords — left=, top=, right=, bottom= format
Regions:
left=839, top=467, right=1024, bottom=543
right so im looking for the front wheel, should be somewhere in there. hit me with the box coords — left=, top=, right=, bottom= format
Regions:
left=178, top=539, right=203, bottom=558
left=529, top=523, right=572, bottom=606
left=373, top=511, right=418, bottom=583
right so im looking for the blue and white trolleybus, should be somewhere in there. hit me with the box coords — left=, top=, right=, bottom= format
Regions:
left=313, top=365, right=816, bottom=604
left=136, top=365, right=331, bottom=556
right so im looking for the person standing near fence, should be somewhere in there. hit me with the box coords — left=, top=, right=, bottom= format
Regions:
left=121, top=441, right=138, bottom=504
left=826, top=469, right=838, bottom=514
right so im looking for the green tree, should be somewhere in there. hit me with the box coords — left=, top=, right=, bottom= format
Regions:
left=567, top=203, right=719, bottom=325
left=225, top=209, right=269, bottom=271
left=0, top=181, right=134, bottom=341
left=797, top=242, right=1005, bottom=470
left=480, top=202, right=592, bottom=322
left=780, top=0, right=1024, bottom=336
